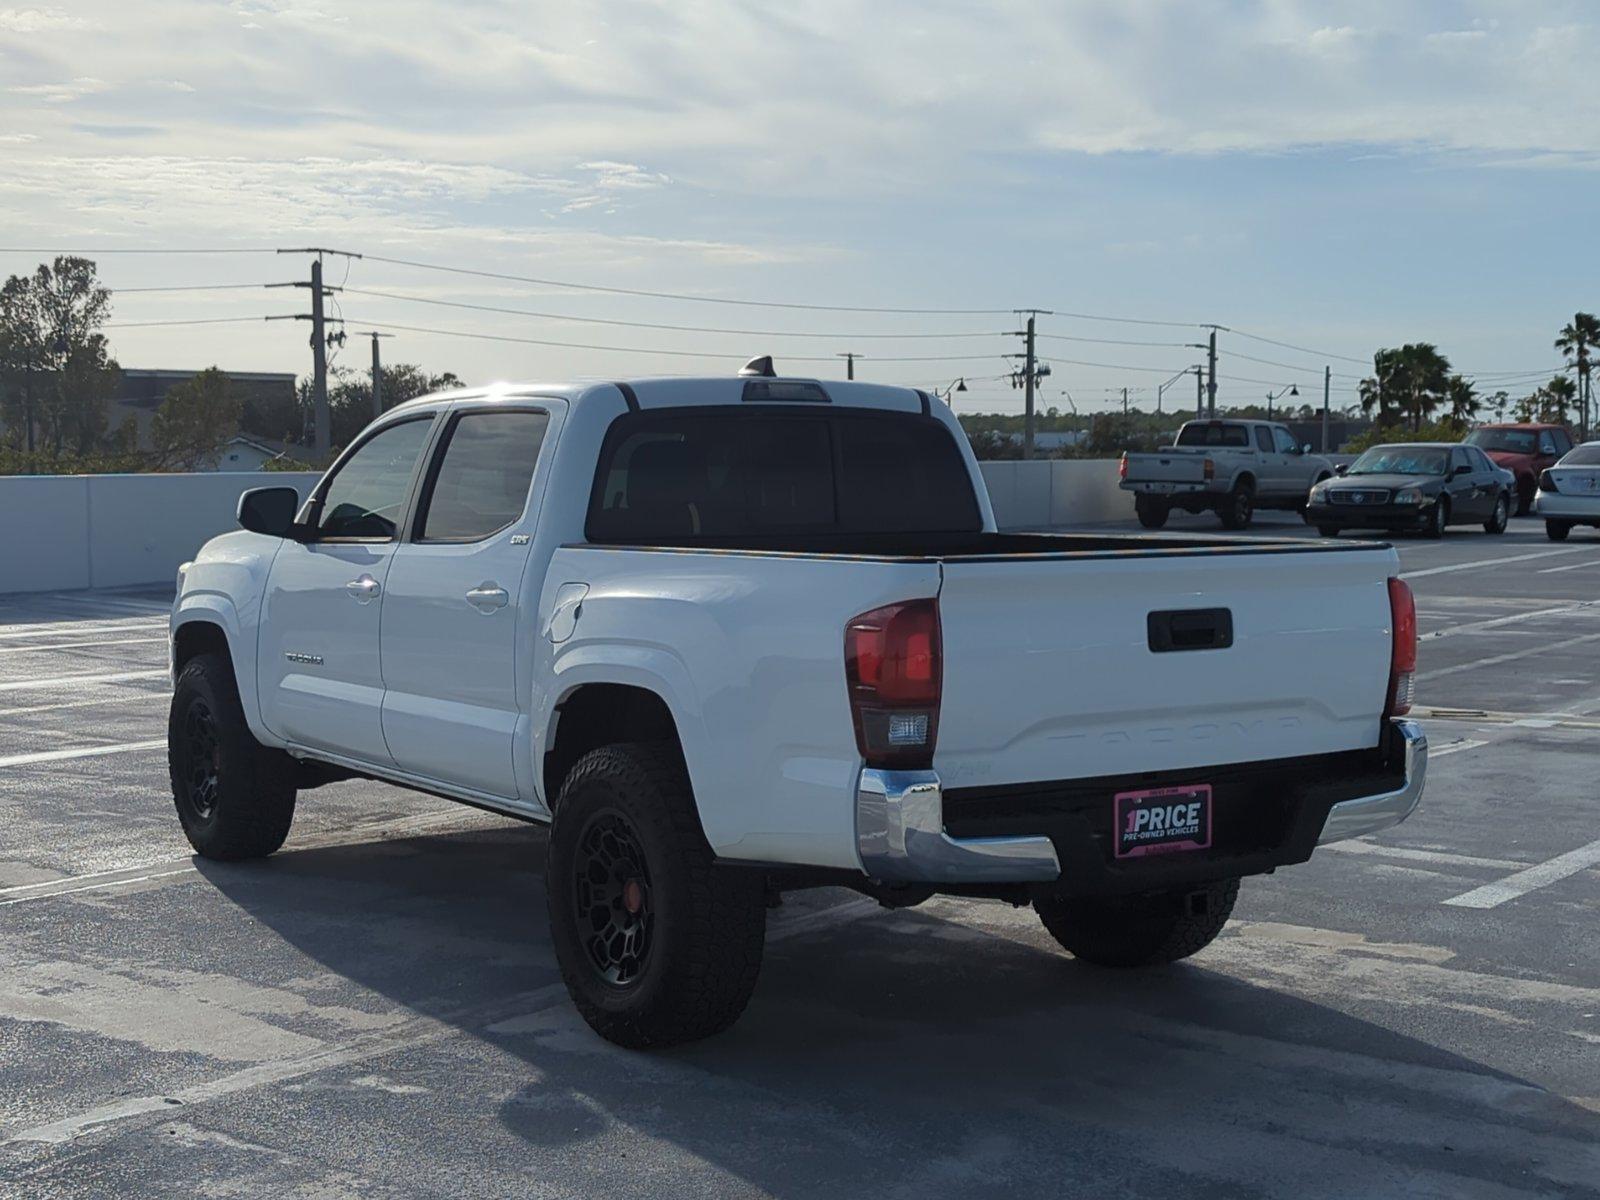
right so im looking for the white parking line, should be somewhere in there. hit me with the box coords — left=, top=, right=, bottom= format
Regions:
left=0, top=739, right=166, bottom=769
left=1418, top=631, right=1600, bottom=681
left=0, top=636, right=167, bottom=656
left=1538, top=560, right=1600, bottom=574
left=1400, top=547, right=1588, bottom=579
left=0, top=619, right=165, bottom=640
left=1429, top=738, right=1489, bottom=757
left=1442, top=837, right=1600, bottom=909
left=0, top=692, right=164, bottom=719
left=1424, top=600, right=1598, bottom=640
left=1322, top=840, right=1529, bottom=872
left=0, top=668, right=168, bottom=694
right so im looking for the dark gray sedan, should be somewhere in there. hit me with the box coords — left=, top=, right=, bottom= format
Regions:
left=1306, top=443, right=1512, bottom=538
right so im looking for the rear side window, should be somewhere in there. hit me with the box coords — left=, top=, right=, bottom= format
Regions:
left=416, top=410, right=550, bottom=542
left=586, top=409, right=982, bottom=542
left=1176, top=423, right=1249, bottom=448
left=1561, top=443, right=1600, bottom=465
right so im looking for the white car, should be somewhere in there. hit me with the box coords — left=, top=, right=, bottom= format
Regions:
left=169, top=367, right=1426, bottom=1047
left=1534, top=441, right=1600, bottom=540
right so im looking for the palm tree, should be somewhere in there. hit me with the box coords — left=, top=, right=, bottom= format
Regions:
left=1555, top=313, right=1600, bottom=439
left=1445, top=375, right=1479, bottom=427
left=1540, top=375, right=1578, bottom=425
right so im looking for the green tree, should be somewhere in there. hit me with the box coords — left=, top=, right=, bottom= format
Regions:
left=149, top=368, right=241, bottom=470
left=1359, top=344, right=1453, bottom=433
left=1445, top=375, right=1480, bottom=424
left=0, top=257, right=119, bottom=455
left=297, top=363, right=463, bottom=453
left=1555, top=312, right=1600, bottom=437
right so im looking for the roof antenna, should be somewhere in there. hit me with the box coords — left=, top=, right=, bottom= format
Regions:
left=739, top=355, right=776, bottom=378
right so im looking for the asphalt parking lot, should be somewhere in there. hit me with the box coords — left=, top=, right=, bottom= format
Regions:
left=2, top=514, right=1598, bottom=1199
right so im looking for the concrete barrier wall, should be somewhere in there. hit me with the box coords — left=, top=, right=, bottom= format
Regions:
left=0, top=460, right=1130, bottom=595
left=0, top=472, right=322, bottom=595
left=978, top=459, right=1133, bottom=529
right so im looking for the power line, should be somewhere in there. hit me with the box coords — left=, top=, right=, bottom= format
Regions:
left=343, top=250, right=1017, bottom=316
left=103, top=315, right=288, bottom=328
left=342, top=319, right=1016, bottom=363
left=1035, top=332, right=1196, bottom=349
left=1228, top=327, right=1370, bottom=365
left=113, top=283, right=271, bottom=294
left=0, top=247, right=278, bottom=255
left=339, top=287, right=1011, bottom=340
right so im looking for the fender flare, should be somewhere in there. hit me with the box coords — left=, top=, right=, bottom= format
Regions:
left=171, top=594, right=273, bottom=744
left=538, top=645, right=712, bottom=810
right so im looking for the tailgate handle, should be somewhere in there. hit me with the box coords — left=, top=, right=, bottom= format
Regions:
left=1148, top=608, right=1233, bottom=653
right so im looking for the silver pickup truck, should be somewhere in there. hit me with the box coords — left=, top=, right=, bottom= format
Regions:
left=1120, top=419, right=1335, bottom=529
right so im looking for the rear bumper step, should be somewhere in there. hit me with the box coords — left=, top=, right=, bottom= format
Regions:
left=855, top=719, right=1426, bottom=889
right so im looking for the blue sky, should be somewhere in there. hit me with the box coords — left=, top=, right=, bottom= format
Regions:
left=2, top=0, right=1597, bottom=414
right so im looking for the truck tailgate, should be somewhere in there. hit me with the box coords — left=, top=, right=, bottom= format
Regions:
left=1122, top=450, right=1210, bottom=484
left=935, top=545, right=1397, bottom=788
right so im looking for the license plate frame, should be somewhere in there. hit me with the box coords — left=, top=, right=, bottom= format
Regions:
left=1113, top=783, right=1213, bottom=859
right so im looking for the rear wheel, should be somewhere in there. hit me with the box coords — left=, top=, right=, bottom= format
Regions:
left=1035, top=879, right=1240, bottom=968
left=1316, top=525, right=1341, bottom=538
left=1424, top=495, right=1449, bottom=538
left=546, top=742, right=767, bottom=1049
left=1218, top=480, right=1255, bottom=530
left=1483, top=492, right=1509, bottom=534
left=168, top=653, right=297, bottom=860
left=1134, top=495, right=1170, bottom=529
left=1547, top=519, right=1573, bottom=541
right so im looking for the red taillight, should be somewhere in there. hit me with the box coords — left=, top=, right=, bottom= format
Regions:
left=1540, top=469, right=1558, bottom=493
left=845, top=599, right=941, bottom=769
left=1385, top=577, right=1417, bottom=717
left=1203, top=457, right=1215, bottom=481
left=1118, top=453, right=1128, bottom=481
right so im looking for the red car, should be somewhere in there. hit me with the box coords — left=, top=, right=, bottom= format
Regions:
left=1465, top=424, right=1575, bottom=514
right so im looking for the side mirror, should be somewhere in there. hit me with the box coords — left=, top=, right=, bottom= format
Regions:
left=1301, top=443, right=1312, bottom=455
left=1334, top=463, right=1349, bottom=476
left=237, top=486, right=300, bottom=537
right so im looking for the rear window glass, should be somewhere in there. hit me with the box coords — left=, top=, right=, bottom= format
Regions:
left=1466, top=428, right=1538, bottom=454
left=1176, top=422, right=1249, bottom=447
left=1560, top=443, right=1600, bottom=465
left=416, top=410, right=549, bottom=541
left=586, top=409, right=982, bottom=542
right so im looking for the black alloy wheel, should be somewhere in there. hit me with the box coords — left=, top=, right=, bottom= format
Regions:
left=179, top=699, right=221, bottom=821
left=575, top=810, right=655, bottom=987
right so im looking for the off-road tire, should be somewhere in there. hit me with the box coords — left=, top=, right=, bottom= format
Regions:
left=1317, top=526, right=1341, bottom=538
left=1035, top=878, right=1240, bottom=968
left=1135, top=496, right=1170, bottom=529
left=1483, top=492, right=1509, bottom=535
left=1547, top=519, right=1573, bottom=541
left=1425, top=495, right=1449, bottom=538
left=168, top=652, right=297, bottom=860
left=1218, top=480, right=1255, bottom=530
left=546, top=742, right=767, bottom=1049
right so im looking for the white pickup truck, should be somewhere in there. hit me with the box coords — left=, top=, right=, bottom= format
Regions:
left=1120, top=418, right=1335, bottom=529
left=168, top=370, right=1426, bottom=1048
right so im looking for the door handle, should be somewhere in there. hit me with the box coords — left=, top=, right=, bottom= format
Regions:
left=346, top=575, right=381, bottom=603
left=466, top=583, right=510, bottom=613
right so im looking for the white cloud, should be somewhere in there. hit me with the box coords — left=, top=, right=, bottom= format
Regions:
left=0, top=7, right=90, bottom=32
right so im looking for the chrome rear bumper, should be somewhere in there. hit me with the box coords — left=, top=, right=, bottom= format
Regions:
left=1315, top=718, right=1428, bottom=844
left=854, top=719, right=1427, bottom=884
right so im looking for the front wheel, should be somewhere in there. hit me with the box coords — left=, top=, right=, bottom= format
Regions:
left=1134, top=496, right=1170, bottom=529
left=1317, top=525, right=1341, bottom=538
left=1483, top=492, right=1509, bottom=535
left=1547, top=519, right=1573, bottom=541
left=546, top=742, right=767, bottom=1049
left=1424, top=495, right=1449, bottom=538
left=1218, top=481, right=1255, bottom=530
left=168, top=653, right=297, bottom=860
left=1035, top=879, right=1240, bottom=968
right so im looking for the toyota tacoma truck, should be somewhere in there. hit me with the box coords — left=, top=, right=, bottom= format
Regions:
left=1119, top=418, right=1334, bottom=529
left=168, top=367, right=1426, bottom=1048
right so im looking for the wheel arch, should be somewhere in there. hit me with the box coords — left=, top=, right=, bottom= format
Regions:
left=171, top=597, right=271, bottom=742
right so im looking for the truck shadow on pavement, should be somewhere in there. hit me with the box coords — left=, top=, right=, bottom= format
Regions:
left=195, top=817, right=1600, bottom=1200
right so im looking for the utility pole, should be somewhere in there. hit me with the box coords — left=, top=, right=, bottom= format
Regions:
left=1023, top=315, right=1037, bottom=459
left=310, top=258, right=328, bottom=457
left=1196, top=366, right=1204, bottom=419
left=355, top=331, right=395, bottom=419
left=1321, top=365, right=1331, bottom=454
left=836, top=352, right=859, bottom=380
left=1204, top=326, right=1224, bottom=418
left=1122, top=386, right=1129, bottom=418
